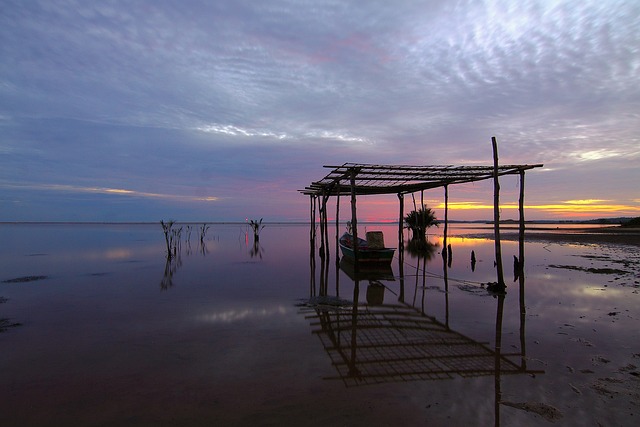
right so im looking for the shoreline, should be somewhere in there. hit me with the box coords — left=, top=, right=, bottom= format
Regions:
left=481, top=226, right=640, bottom=246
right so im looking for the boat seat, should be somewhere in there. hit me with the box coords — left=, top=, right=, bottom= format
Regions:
left=366, top=231, right=385, bottom=249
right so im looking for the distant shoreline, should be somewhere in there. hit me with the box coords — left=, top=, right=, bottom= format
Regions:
left=1, top=221, right=637, bottom=246
left=484, top=226, right=640, bottom=246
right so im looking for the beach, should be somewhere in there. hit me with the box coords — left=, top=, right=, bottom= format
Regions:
left=473, top=224, right=640, bottom=246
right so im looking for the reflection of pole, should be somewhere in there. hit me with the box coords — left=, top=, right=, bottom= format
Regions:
left=421, top=253, right=427, bottom=314
left=494, top=293, right=506, bottom=427
left=443, top=244, right=450, bottom=329
left=492, top=137, right=505, bottom=287
left=398, top=259, right=405, bottom=303
left=319, top=247, right=325, bottom=296
left=413, top=254, right=420, bottom=307
left=518, top=171, right=527, bottom=369
left=398, top=193, right=405, bottom=303
left=319, top=244, right=330, bottom=296
left=335, top=259, right=341, bottom=298
left=310, top=238, right=316, bottom=297
left=349, top=280, right=360, bottom=378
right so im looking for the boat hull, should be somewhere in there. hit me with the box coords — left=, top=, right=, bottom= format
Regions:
left=339, top=233, right=395, bottom=264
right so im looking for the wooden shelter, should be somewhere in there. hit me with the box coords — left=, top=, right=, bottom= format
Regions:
left=301, top=138, right=543, bottom=286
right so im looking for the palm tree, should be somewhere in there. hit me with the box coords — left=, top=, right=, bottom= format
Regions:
left=404, top=207, right=438, bottom=241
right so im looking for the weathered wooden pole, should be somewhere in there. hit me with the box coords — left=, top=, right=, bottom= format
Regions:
left=319, top=190, right=326, bottom=258
left=443, top=184, right=450, bottom=327
left=397, top=192, right=405, bottom=302
left=350, top=168, right=359, bottom=265
left=398, top=193, right=404, bottom=250
left=323, top=194, right=330, bottom=260
left=518, top=170, right=526, bottom=289
left=420, top=189, right=425, bottom=238
left=443, top=184, right=449, bottom=258
left=310, top=195, right=316, bottom=256
left=335, top=188, right=341, bottom=265
left=492, top=136, right=505, bottom=287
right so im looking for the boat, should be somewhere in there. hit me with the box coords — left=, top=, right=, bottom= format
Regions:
left=339, top=231, right=395, bottom=264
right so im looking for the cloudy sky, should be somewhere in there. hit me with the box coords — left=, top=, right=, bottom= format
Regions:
left=1, top=0, right=638, bottom=222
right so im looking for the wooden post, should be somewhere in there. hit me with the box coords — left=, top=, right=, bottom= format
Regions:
left=518, top=170, right=526, bottom=288
left=310, top=195, right=316, bottom=257
left=492, top=136, right=505, bottom=287
left=335, top=188, right=340, bottom=265
left=319, top=191, right=325, bottom=258
left=443, top=184, right=449, bottom=258
left=398, top=193, right=404, bottom=250
left=420, top=189, right=425, bottom=239
left=397, top=192, right=405, bottom=303
left=350, top=168, right=359, bottom=265
left=323, top=194, right=330, bottom=260
left=443, top=184, right=450, bottom=327
left=309, top=196, right=317, bottom=297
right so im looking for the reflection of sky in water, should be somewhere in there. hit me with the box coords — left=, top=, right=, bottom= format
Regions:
left=196, top=306, right=289, bottom=324
left=0, top=223, right=638, bottom=426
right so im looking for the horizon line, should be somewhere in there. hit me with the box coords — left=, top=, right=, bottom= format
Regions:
left=0, top=217, right=634, bottom=226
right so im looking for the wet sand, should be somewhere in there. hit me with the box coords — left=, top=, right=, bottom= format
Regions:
left=494, top=226, right=640, bottom=247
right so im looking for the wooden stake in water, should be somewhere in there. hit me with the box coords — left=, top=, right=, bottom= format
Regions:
left=492, top=136, right=505, bottom=287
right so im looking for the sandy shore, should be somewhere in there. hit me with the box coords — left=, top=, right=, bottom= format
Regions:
left=474, top=226, right=640, bottom=246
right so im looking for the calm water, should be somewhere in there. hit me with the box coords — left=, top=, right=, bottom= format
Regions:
left=1, top=223, right=639, bottom=426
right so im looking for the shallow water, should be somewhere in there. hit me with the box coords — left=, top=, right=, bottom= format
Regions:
left=1, top=223, right=639, bottom=426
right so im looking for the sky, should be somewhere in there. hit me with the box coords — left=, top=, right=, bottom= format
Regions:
left=1, top=0, right=639, bottom=223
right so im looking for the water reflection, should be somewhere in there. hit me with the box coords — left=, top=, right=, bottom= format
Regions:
left=2, top=223, right=637, bottom=425
left=1, top=295, right=21, bottom=332
left=404, top=239, right=438, bottom=259
left=160, top=253, right=181, bottom=290
left=249, top=239, right=264, bottom=259
left=339, top=258, right=394, bottom=282
left=159, top=225, right=214, bottom=289
left=303, top=229, right=543, bottom=426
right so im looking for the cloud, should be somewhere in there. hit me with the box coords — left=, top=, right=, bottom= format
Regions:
left=0, top=181, right=219, bottom=202
left=1, top=0, right=638, bottom=221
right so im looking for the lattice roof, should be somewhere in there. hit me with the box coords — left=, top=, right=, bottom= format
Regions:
left=301, top=162, right=544, bottom=196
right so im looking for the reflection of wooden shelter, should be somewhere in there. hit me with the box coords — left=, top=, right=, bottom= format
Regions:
left=301, top=302, right=541, bottom=387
